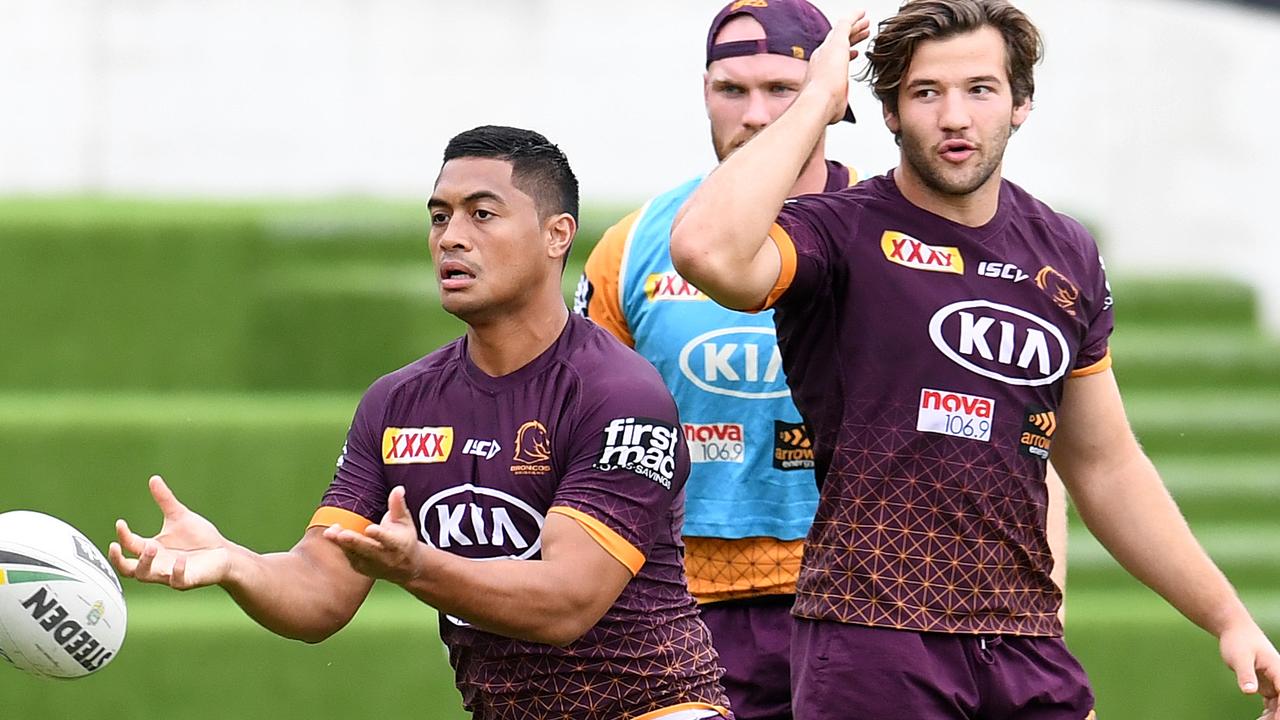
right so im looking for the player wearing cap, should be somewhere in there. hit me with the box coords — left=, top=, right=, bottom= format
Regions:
left=671, top=1, right=1280, bottom=719
left=576, top=3, right=853, bottom=717
left=111, top=126, right=732, bottom=720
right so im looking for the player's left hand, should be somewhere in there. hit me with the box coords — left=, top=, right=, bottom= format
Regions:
left=323, top=485, right=424, bottom=586
left=1219, top=620, right=1280, bottom=719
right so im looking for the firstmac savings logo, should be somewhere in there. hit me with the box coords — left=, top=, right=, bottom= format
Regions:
left=383, top=426, right=454, bottom=465
left=511, top=420, right=552, bottom=475
left=419, top=484, right=545, bottom=561
left=1019, top=407, right=1057, bottom=460
left=928, top=300, right=1070, bottom=387
left=678, top=326, right=790, bottom=400
left=645, top=272, right=706, bottom=302
left=594, top=417, right=680, bottom=489
left=881, top=231, right=964, bottom=275
left=773, top=421, right=815, bottom=471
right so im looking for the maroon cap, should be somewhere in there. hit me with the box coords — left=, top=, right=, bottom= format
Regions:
left=705, top=0, right=855, bottom=123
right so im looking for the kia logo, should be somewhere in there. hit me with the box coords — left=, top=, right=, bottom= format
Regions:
left=419, top=484, right=545, bottom=560
left=928, top=300, right=1070, bottom=386
left=678, top=327, right=790, bottom=400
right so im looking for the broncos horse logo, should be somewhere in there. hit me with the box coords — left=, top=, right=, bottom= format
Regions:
left=1035, top=265, right=1081, bottom=317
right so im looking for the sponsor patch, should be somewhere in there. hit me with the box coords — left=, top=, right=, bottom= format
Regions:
left=684, top=422, right=745, bottom=464
left=645, top=271, right=707, bottom=302
left=419, top=483, right=545, bottom=560
left=916, top=388, right=994, bottom=442
left=881, top=231, right=964, bottom=275
left=773, top=421, right=815, bottom=471
left=678, top=326, right=789, bottom=400
left=382, top=426, right=454, bottom=465
left=977, top=260, right=1028, bottom=283
left=511, top=420, right=552, bottom=475
left=595, top=417, right=680, bottom=489
left=572, top=274, right=593, bottom=317
left=928, top=299, right=1070, bottom=387
left=462, top=438, right=502, bottom=461
left=1035, top=266, right=1081, bottom=317
left=1019, top=406, right=1057, bottom=459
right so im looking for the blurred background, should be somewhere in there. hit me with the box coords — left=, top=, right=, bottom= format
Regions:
left=1, top=0, right=1277, bottom=717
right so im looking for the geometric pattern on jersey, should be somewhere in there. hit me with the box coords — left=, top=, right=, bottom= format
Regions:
left=769, top=173, right=1114, bottom=636
left=684, top=536, right=804, bottom=602
left=317, top=315, right=729, bottom=716
left=791, top=396, right=1060, bottom=636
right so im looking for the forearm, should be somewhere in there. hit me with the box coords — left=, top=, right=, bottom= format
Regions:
left=221, top=536, right=373, bottom=643
left=1067, top=450, right=1249, bottom=636
left=401, top=548, right=611, bottom=647
left=670, top=89, right=832, bottom=307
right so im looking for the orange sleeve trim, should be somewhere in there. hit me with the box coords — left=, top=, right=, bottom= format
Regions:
left=582, top=209, right=640, bottom=348
left=1070, top=347, right=1112, bottom=378
left=847, top=165, right=859, bottom=186
left=307, top=507, right=374, bottom=533
left=632, top=702, right=732, bottom=719
left=548, top=506, right=645, bottom=576
left=757, top=223, right=798, bottom=311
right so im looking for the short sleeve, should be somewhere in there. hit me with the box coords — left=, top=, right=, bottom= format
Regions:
left=308, top=377, right=393, bottom=532
left=762, top=194, right=853, bottom=311
left=1071, top=241, right=1115, bottom=378
left=549, top=370, right=690, bottom=575
left=575, top=211, right=638, bottom=347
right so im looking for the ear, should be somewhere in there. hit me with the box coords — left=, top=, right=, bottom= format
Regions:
left=883, top=103, right=900, bottom=136
left=544, top=212, right=577, bottom=263
left=1011, top=95, right=1032, bottom=131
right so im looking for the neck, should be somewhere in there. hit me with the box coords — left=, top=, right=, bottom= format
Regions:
left=465, top=293, right=569, bottom=377
left=788, top=139, right=830, bottom=197
left=892, top=160, right=1004, bottom=227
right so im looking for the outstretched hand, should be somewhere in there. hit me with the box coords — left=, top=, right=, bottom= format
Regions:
left=1220, top=622, right=1280, bottom=719
left=806, top=11, right=873, bottom=124
left=323, top=486, right=425, bottom=586
left=108, top=475, right=232, bottom=590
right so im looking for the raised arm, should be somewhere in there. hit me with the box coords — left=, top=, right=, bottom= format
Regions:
left=324, top=486, right=633, bottom=647
left=109, top=475, right=374, bottom=643
left=1051, top=371, right=1279, bottom=716
left=669, top=14, right=869, bottom=310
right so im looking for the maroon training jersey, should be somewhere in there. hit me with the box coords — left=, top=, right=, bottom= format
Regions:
left=313, top=314, right=728, bottom=719
left=764, top=173, right=1114, bottom=636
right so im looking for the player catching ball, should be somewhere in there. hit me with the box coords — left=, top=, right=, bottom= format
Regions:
left=110, top=126, right=732, bottom=720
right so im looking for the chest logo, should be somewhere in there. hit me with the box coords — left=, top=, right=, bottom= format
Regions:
left=977, top=261, right=1028, bottom=283
left=1019, top=407, right=1057, bottom=459
left=684, top=423, right=745, bottom=464
left=645, top=272, right=707, bottom=302
left=929, top=300, right=1070, bottom=387
left=881, top=231, right=964, bottom=275
left=511, top=420, right=552, bottom=475
left=462, top=438, right=502, bottom=461
left=418, top=484, right=545, bottom=560
left=382, top=427, right=454, bottom=465
left=917, top=388, right=994, bottom=442
left=678, top=326, right=789, bottom=400
left=1035, top=266, right=1081, bottom=317
left=773, top=421, right=815, bottom=471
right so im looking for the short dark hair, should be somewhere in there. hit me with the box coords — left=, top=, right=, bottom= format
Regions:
left=442, top=125, right=580, bottom=224
left=861, top=0, right=1042, bottom=116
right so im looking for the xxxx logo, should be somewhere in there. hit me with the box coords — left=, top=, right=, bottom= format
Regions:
left=645, top=272, right=706, bottom=302
left=382, top=426, right=455, bottom=465
left=881, top=231, right=964, bottom=275
left=729, top=0, right=768, bottom=10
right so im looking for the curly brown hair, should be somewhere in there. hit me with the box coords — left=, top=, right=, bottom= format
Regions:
left=861, top=0, right=1043, bottom=116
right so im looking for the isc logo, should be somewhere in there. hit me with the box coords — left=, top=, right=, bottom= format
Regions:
left=383, top=427, right=454, bottom=464
left=418, top=484, right=545, bottom=560
left=929, top=300, right=1070, bottom=386
left=977, top=261, right=1028, bottom=283
left=678, top=327, right=789, bottom=400
left=645, top=272, right=706, bottom=301
left=881, top=231, right=964, bottom=275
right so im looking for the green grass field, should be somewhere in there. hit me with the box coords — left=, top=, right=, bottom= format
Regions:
left=0, top=199, right=1276, bottom=718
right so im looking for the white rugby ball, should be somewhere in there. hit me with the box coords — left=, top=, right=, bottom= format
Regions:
left=0, top=510, right=127, bottom=679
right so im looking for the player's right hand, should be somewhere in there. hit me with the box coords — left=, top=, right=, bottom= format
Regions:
left=109, top=475, right=232, bottom=591
left=805, top=10, right=871, bottom=124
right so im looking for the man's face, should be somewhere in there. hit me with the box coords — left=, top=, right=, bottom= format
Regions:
left=427, top=158, right=550, bottom=323
left=886, top=26, right=1031, bottom=197
left=704, top=16, right=809, bottom=161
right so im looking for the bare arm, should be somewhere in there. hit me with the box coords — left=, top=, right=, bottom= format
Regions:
left=325, top=486, right=633, bottom=647
left=1044, top=464, right=1068, bottom=620
left=110, top=476, right=374, bottom=643
left=669, top=14, right=869, bottom=310
left=1052, top=371, right=1279, bottom=715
